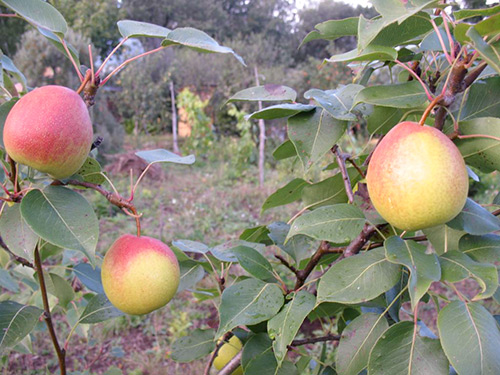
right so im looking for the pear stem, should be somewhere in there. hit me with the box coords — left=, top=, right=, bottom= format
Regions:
left=418, top=94, right=443, bottom=126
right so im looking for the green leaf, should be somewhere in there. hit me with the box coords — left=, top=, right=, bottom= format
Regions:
left=455, top=4, right=500, bottom=20
left=75, top=157, right=105, bottom=185
left=171, top=329, right=215, bottom=363
left=317, top=248, right=401, bottom=304
left=353, top=81, right=428, bottom=109
left=0, top=269, right=19, bottom=293
left=460, top=234, right=500, bottom=262
left=233, top=246, right=276, bottom=281
left=268, top=291, right=315, bottom=365
left=368, top=321, right=449, bottom=375
left=460, top=234, right=500, bottom=298
left=1, top=0, right=67, bottom=36
left=267, top=221, right=313, bottom=264
left=301, top=169, right=361, bottom=209
left=1, top=55, right=27, bottom=91
left=336, top=313, right=389, bottom=375
left=162, top=27, right=244, bottom=65
left=262, top=179, right=307, bottom=213
left=241, top=333, right=298, bottom=375
left=385, top=237, right=440, bottom=309
left=326, top=45, right=397, bottom=63
left=288, top=108, right=346, bottom=170
left=423, top=224, right=466, bottom=255
left=72, top=263, right=103, bottom=294
left=447, top=198, right=500, bottom=235
left=0, top=100, right=17, bottom=148
left=47, top=273, right=74, bottom=308
left=272, top=139, right=297, bottom=161
left=304, top=84, right=366, bottom=121
left=307, top=302, right=344, bottom=321
left=420, top=26, right=450, bottom=52
left=117, top=20, right=171, bottom=38
left=227, top=85, right=297, bottom=104
left=301, top=17, right=358, bottom=45
left=79, top=294, right=124, bottom=323
left=369, top=12, right=433, bottom=48
left=172, top=239, right=209, bottom=254
left=0, top=301, right=42, bottom=350
left=135, top=149, right=195, bottom=165
left=0, top=203, right=38, bottom=263
left=287, top=204, right=365, bottom=244
left=239, top=226, right=272, bottom=245
left=460, top=77, right=500, bottom=121
left=440, top=251, right=498, bottom=300
left=366, top=106, right=405, bottom=134
left=178, top=261, right=205, bottom=293
left=216, top=279, right=284, bottom=337
left=454, top=117, right=500, bottom=173
left=248, top=103, right=315, bottom=120
left=211, top=240, right=264, bottom=262
left=438, top=301, right=500, bottom=375
left=358, top=2, right=438, bottom=50
left=20, top=186, right=99, bottom=264
left=36, top=27, right=79, bottom=67
left=467, top=27, right=500, bottom=75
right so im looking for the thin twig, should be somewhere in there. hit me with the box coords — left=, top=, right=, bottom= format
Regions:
left=430, top=18, right=453, bottom=64
left=394, top=59, right=433, bottom=101
left=289, top=334, right=341, bottom=347
left=419, top=94, right=443, bottom=126
left=59, top=37, right=83, bottom=82
left=101, top=46, right=166, bottom=86
left=346, top=158, right=366, bottom=178
left=56, top=180, right=141, bottom=237
left=275, top=254, right=299, bottom=275
left=34, top=245, right=66, bottom=375
left=204, top=333, right=231, bottom=375
left=95, top=37, right=129, bottom=77
left=0, top=236, right=33, bottom=268
left=218, top=351, right=242, bottom=375
left=332, top=145, right=354, bottom=204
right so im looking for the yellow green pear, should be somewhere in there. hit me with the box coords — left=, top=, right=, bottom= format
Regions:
left=101, top=234, right=180, bottom=315
left=366, top=121, right=468, bottom=231
left=214, top=335, right=244, bottom=375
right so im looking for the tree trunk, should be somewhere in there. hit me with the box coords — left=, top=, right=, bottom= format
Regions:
left=170, top=81, right=180, bottom=154
left=254, top=66, right=265, bottom=187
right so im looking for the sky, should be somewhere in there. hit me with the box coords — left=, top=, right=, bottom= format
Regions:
left=296, top=0, right=371, bottom=9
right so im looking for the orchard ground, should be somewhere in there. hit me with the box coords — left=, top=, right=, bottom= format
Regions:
left=6, top=133, right=500, bottom=375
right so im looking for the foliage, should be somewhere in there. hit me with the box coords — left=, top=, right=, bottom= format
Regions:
left=0, top=1, right=500, bottom=375
left=223, top=105, right=258, bottom=179
left=177, top=88, right=214, bottom=157
left=13, top=28, right=92, bottom=89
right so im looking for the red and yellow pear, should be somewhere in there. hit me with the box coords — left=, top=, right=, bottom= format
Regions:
left=366, top=121, right=468, bottom=231
left=101, top=234, right=180, bottom=315
left=3, top=85, right=93, bottom=179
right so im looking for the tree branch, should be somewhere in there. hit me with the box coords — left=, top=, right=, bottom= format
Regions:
left=0, top=235, right=33, bottom=268
left=289, top=333, right=341, bottom=347
left=204, top=332, right=231, bottom=375
left=55, top=179, right=142, bottom=236
left=34, top=245, right=66, bottom=375
left=275, top=254, right=299, bottom=275
left=218, top=351, right=242, bottom=375
left=332, top=145, right=354, bottom=204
